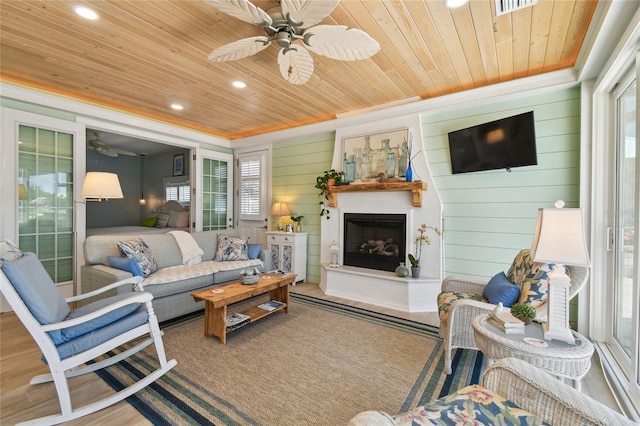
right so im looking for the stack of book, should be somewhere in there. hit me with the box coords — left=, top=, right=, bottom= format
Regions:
left=488, top=310, right=525, bottom=334
left=226, top=313, right=250, bottom=332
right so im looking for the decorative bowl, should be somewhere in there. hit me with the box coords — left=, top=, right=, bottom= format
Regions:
left=241, top=274, right=259, bottom=285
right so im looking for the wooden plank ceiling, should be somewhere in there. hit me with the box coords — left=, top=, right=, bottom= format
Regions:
left=0, top=0, right=597, bottom=140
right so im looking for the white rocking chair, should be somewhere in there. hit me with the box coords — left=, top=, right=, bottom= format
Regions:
left=0, top=241, right=176, bottom=425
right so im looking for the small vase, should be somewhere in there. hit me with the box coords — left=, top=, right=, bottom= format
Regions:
left=395, top=262, right=409, bottom=277
left=296, top=223, right=302, bottom=233
left=411, top=266, right=421, bottom=278
left=406, top=161, right=413, bottom=182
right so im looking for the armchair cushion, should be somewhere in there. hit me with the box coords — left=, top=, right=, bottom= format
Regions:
left=438, top=291, right=487, bottom=325
left=60, top=292, right=142, bottom=343
left=392, top=384, right=550, bottom=426
left=482, top=272, right=520, bottom=307
left=506, top=249, right=551, bottom=307
left=1, top=252, right=70, bottom=344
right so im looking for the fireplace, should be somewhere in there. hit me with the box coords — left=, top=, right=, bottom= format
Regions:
left=343, top=213, right=406, bottom=272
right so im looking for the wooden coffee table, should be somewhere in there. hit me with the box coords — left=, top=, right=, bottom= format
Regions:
left=191, top=273, right=296, bottom=344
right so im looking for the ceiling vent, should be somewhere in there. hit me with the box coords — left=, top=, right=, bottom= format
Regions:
left=495, top=0, right=537, bottom=16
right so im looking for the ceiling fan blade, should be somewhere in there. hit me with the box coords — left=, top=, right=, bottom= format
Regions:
left=280, top=0, right=339, bottom=29
left=304, top=25, right=380, bottom=60
left=208, top=36, right=271, bottom=62
left=99, top=149, right=119, bottom=158
left=203, top=0, right=272, bottom=26
left=278, top=46, right=314, bottom=85
left=113, top=149, right=137, bottom=157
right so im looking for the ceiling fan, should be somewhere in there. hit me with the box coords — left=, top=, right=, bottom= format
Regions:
left=87, top=132, right=136, bottom=157
left=204, top=0, right=380, bottom=85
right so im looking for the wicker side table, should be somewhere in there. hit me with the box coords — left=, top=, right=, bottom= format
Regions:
left=472, top=314, right=594, bottom=390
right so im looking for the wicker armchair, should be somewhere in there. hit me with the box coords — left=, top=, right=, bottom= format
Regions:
left=347, top=358, right=637, bottom=426
left=438, top=250, right=589, bottom=374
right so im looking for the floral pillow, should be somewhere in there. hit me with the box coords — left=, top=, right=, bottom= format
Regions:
left=393, top=384, right=550, bottom=426
left=117, top=239, right=158, bottom=277
left=214, top=234, right=248, bottom=261
left=506, top=249, right=551, bottom=307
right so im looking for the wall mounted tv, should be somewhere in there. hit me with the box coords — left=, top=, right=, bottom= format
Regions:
left=448, top=111, right=537, bottom=174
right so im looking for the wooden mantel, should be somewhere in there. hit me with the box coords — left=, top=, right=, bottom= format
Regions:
left=325, top=181, right=428, bottom=207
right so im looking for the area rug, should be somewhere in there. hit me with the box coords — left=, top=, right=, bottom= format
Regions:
left=96, top=293, right=483, bottom=425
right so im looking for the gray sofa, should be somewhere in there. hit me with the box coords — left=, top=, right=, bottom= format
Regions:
left=81, top=230, right=271, bottom=322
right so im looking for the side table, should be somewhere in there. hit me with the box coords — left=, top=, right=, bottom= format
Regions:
left=472, top=314, right=594, bottom=390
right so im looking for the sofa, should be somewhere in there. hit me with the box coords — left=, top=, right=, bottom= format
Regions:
left=347, top=357, right=637, bottom=426
left=81, top=230, right=272, bottom=323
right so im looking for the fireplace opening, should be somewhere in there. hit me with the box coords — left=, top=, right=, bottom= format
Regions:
left=343, top=213, right=406, bottom=272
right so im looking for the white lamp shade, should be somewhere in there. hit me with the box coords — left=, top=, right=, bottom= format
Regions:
left=81, top=172, right=124, bottom=200
left=530, top=207, right=590, bottom=266
left=270, top=202, right=291, bottom=216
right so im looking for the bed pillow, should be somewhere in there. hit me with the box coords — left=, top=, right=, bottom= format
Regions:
left=108, top=255, right=144, bottom=277
left=482, top=272, right=520, bottom=307
left=214, top=234, right=248, bottom=261
left=168, top=211, right=189, bottom=228
left=117, top=239, right=158, bottom=277
left=154, top=212, right=171, bottom=228
left=140, top=216, right=158, bottom=227
left=247, top=243, right=262, bottom=260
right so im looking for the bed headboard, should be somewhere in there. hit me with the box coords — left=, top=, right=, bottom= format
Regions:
left=157, top=200, right=187, bottom=213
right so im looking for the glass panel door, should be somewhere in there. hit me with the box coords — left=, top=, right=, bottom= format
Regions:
left=18, top=125, right=75, bottom=283
left=614, top=78, right=637, bottom=357
left=193, top=149, right=233, bottom=231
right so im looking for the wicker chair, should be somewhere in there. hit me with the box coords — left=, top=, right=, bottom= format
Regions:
left=347, top=358, right=637, bottom=426
left=438, top=250, right=589, bottom=374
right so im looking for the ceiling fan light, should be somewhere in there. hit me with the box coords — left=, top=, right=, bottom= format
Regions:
left=445, top=0, right=469, bottom=9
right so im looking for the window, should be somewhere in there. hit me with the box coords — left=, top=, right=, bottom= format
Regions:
left=164, top=177, right=190, bottom=206
left=239, top=156, right=261, bottom=218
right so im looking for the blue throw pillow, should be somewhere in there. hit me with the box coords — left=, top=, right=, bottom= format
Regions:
left=482, top=272, right=520, bottom=307
left=247, top=243, right=262, bottom=260
left=108, top=256, right=144, bottom=277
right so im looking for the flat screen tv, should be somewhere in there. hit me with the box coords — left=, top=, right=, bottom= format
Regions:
left=448, top=111, right=537, bottom=174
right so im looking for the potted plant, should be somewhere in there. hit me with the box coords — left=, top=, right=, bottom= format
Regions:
left=510, top=303, right=536, bottom=325
left=291, top=212, right=304, bottom=232
left=314, top=169, right=344, bottom=219
left=407, top=223, right=441, bottom=278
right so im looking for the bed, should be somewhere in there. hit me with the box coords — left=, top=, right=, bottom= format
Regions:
left=86, top=201, right=190, bottom=237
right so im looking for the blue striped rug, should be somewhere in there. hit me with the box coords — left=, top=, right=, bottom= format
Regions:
left=96, top=293, right=483, bottom=425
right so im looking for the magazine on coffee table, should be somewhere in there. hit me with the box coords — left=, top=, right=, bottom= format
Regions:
left=257, top=300, right=286, bottom=311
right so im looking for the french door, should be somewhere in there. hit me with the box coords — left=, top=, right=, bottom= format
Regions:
left=192, top=148, right=233, bottom=231
left=1, top=108, right=85, bottom=301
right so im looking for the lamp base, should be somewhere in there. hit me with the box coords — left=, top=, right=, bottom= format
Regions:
left=543, top=321, right=575, bottom=345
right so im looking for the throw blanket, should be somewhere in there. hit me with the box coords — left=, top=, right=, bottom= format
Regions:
left=168, top=231, right=203, bottom=266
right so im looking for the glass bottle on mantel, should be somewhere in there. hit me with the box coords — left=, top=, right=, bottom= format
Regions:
left=395, top=262, right=409, bottom=277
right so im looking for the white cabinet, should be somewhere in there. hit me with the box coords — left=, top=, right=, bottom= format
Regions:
left=266, top=232, right=307, bottom=284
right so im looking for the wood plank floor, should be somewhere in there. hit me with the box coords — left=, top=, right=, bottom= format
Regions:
left=0, top=282, right=623, bottom=424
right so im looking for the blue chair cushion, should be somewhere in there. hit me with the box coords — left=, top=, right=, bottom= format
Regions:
left=108, top=256, right=144, bottom=277
left=482, top=272, right=521, bottom=307
left=54, top=305, right=149, bottom=360
left=247, top=243, right=262, bottom=260
left=1, top=252, right=70, bottom=344
left=60, top=292, right=142, bottom=343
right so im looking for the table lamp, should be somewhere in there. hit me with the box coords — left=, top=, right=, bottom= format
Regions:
left=270, top=201, right=290, bottom=231
left=530, top=200, right=591, bottom=344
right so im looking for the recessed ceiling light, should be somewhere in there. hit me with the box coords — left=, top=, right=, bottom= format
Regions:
left=74, top=5, right=99, bottom=20
left=170, top=104, right=184, bottom=111
left=232, top=81, right=247, bottom=89
left=445, top=0, right=469, bottom=8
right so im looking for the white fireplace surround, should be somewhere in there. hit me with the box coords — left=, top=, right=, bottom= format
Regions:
left=319, top=114, right=443, bottom=313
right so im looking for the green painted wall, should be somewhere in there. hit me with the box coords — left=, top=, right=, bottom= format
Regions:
left=271, top=132, right=335, bottom=284
left=269, top=86, right=582, bottom=327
